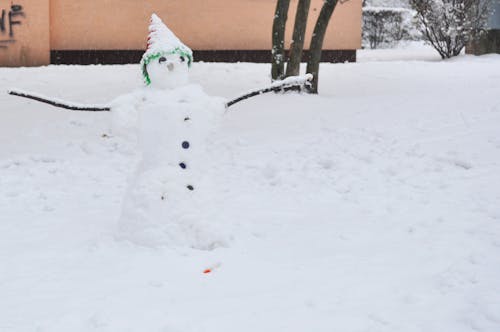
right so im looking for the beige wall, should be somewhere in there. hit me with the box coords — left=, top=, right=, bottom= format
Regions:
left=50, top=0, right=361, bottom=51
left=1, top=0, right=361, bottom=66
left=0, top=0, right=50, bottom=66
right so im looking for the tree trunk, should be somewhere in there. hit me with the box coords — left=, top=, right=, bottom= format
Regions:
left=285, top=0, right=311, bottom=77
left=271, top=0, right=291, bottom=81
left=306, top=0, right=339, bottom=93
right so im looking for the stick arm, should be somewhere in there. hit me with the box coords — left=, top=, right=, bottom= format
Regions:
left=7, top=89, right=111, bottom=112
left=225, top=74, right=313, bottom=108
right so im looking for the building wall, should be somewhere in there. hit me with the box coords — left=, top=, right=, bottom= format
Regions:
left=488, top=0, right=500, bottom=29
left=466, top=0, right=500, bottom=55
left=1, top=0, right=362, bottom=67
left=0, top=0, right=50, bottom=67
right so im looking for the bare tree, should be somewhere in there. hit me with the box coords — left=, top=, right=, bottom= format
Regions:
left=410, top=0, right=492, bottom=59
left=271, top=0, right=347, bottom=92
left=363, top=7, right=413, bottom=49
left=272, top=0, right=291, bottom=80
left=306, top=0, right=340, bottom=93
left=285, top=0, right=311, bottom=77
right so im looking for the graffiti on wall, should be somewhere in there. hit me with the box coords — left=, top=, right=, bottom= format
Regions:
left=0, top=4, right=25, bottom=50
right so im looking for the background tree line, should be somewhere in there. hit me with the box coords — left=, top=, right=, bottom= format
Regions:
left=271, top=0, right=348, bottom=93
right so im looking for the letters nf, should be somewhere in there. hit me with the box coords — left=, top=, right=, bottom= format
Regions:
left=0, top=4, right=25, bottom=49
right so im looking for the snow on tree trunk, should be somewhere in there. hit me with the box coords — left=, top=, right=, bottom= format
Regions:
left=286, top=0, right=311, bottom=77
left=306, top=0, right=339, bottom=94
left=272, top=0, right=291, bottom=81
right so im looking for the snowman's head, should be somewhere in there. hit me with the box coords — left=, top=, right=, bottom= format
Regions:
left=142, top=49, right=192, bottom=89
left=140, top=14, right=194, bottom=90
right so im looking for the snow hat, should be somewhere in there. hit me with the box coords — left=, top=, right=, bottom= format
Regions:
left=140, top=14, right=193, bottom=85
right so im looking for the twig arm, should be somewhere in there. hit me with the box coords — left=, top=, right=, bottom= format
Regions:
left=7, top=89, right=111, bottom=112
left=8, top=74, right=313, bottom=112
left=226, top=74, right=313, bottom=108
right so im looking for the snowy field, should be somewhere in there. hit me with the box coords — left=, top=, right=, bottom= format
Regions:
left=1, top=48, right=500, bottom=331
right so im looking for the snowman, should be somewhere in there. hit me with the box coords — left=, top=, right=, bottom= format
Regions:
left=115, top=14, right=227, bottom=249
left=7, top=14, right=311, bottom=249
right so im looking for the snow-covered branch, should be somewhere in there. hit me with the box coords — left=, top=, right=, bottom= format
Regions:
left=226, top=74, right=313, bottom=108
left=8, top=89, right=111, bottom=112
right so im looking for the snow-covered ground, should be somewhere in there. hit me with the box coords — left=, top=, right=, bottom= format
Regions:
left=1, top=49, right=500, bottom=331
left=358, top=41, right=442, bottom=61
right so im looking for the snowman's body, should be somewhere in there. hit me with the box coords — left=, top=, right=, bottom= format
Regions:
left=116, top=14, right=227, bottom=249
left=118, top=84, right=225, bottom=249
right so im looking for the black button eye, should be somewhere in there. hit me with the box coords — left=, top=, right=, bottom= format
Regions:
left=180, top=56, right=185, bottom=63
left=159, top=57, right=167, bottom=63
